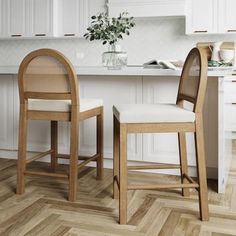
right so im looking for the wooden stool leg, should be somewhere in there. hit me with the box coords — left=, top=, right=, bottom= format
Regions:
left=195, top=115, right=209, bottom=221
left=51, top=121, right=58, bottom=171
left=113, top=116, right=120, bottom=199
left=96, top=108, right=104, bottom=180
left=17, top=104, right=28, bottom=194
left=69, top=109, right=78, bottom=202
left=178, top=132, right=190, bottom=197
left=119, top=124, right=128, bottom=224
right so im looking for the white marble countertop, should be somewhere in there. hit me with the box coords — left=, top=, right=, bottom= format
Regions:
left=0, top=65, right=234, bottom=77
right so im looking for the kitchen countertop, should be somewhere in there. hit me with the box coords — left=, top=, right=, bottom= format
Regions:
left=0, top=65, right=234, bottom=77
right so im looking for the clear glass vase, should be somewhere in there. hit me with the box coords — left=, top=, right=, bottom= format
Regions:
left=102, top=44, right=127, bottom=70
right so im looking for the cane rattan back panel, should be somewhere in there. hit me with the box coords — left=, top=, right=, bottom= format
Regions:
left=18, top=48, right=78, bottom=106
left=177, top=47, right=207, bottom=113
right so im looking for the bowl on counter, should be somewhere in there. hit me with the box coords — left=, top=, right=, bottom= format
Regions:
left=219, top=49, right=234, bottom=63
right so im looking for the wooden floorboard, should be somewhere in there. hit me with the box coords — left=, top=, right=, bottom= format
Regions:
left=0, top=151, right=236, bottom=236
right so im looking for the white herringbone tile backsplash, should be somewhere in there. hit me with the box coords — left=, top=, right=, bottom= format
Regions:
left=1, top=18, right=236, bottom=66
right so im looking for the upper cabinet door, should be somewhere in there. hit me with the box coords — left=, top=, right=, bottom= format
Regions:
left=9, top=0, right=25, bottom=36
left=108, top=0, right=186, bottom=18
left=7, top=0, right=27, bottom=38
left=59, top=0, right=80, bottom=37
left=58, top=0, right=105, bottom=38
left=186, top=0, right=217, bottom=34
left=31, top=0, right=54, bottom=37
left=219, top=0, right=236, bottom=33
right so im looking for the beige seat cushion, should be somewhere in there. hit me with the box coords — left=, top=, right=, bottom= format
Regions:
left=28, top=98, right=103, bottom=112
left=113, top=104, right=195, bottom=123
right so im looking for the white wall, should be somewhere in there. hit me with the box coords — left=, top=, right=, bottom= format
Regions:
left=1, top=17, right=236, bottom=66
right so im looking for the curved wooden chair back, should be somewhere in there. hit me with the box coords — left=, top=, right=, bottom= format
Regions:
left=18, top=48, right=79, bottom=107
left=177, top=47, right=207, bottom=113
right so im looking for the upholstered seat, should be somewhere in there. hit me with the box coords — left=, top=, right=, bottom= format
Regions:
left=113, top=104, right=195, bottom=123
left=28, top=98, right=103, bottom=112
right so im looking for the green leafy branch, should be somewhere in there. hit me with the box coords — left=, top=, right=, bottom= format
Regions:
left=84, top=12, right=135, bottom=45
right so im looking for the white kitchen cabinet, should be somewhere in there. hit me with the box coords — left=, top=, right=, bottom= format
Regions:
left=2, top=0, right=29, bottom=38
left=30, top=0, right=55, bottom=37
left=8, top=0, right=27, bottom=37
left=0, top=75, right=14, bottom=150
left=0, top=0, right=56, bottom=38
left=108, top=0, right=186, bottom=18
left=186, top=0, right=236, bottom=34
left=223, top=76, right=236, bottom=133
left=58, top=0, right=81, bottom=37
left=58, top=0, right=105, bottom=38
left=219, top=0, right=236, bottom=33
left=58, top=0, right=87, bottom=37
left=217, top=77, right=232, bottom=193
left=185, top=0, right=217, bottom=34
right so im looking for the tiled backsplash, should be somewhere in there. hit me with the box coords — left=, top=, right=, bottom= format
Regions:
left=1, top=17, right=236, bottom=66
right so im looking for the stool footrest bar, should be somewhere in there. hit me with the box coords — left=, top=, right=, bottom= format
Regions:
left=26, top=150, right=53, bottom=164
left=24, top=171, right=68, bottom=178
left=128, top=183, right=199, bottom=190
left=183, top=174, right=196, bottom=184
left=128, top=163, right=181, bottom=170
left=78, top=154, right=100, bottom=169
left=57, top=154, right=99, bottom=161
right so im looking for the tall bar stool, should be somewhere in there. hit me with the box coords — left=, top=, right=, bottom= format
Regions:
left=113, top=47, right=209, bottom=224
left=16, top=48, right=103, bottom=201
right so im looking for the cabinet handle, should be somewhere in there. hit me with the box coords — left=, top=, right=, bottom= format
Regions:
left=35, top=34, right=46, bottom=37
left=64, top=34, right=75, bottom=36
left=227, top=30, right=236, bottom=32
left=194, top=30, right=208, bottom=33
left=11, top=34, right=22, bottom=37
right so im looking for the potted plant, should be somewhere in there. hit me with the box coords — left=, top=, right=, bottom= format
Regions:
left=84, top=12, right=135, bottom=69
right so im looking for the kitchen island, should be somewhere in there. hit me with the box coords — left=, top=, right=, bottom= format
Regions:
left=0, top=66, right=234, bottom=193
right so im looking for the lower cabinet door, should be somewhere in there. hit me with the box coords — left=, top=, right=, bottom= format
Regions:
left=0, top=75, right=14, bottom=150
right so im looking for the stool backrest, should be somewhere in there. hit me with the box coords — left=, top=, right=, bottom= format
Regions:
left=176, top=47, right=207, bottom=113
left=18, top=48, right=78, bottom=106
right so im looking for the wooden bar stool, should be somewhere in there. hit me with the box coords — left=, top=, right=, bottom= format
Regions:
left=113, top=47, right=209, bottom=224
left=16, top=48, right=103, bottom=201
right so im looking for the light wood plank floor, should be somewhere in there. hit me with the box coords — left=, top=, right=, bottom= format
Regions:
left=0, top=152, right=236, bottom=236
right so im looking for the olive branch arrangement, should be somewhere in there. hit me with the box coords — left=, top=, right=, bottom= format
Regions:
left=84, top=12, right=135, bottom=46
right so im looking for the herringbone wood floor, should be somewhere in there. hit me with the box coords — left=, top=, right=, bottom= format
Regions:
left=0, top=152, right=236, bottom=236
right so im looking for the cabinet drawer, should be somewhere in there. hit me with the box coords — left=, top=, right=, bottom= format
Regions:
left=225, top=104, right=236, bottom=131
left=224, top=81, right=236, bottom=103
